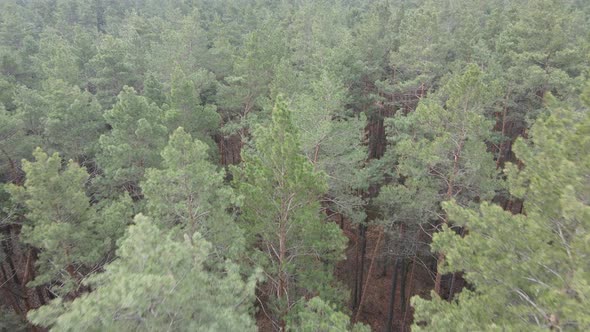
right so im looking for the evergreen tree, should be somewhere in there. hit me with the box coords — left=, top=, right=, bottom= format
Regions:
left=147, top=9, right=210, bottom=79
left=13, top=85, right=47, bottom=139
left=0, top=1, right=589, bottom=329
left=165, top=67, right=219, bottom=156
left=216, top=16, right=288, bottom=140
left=384, top=64, right=501, bottom=297
left=272, top=65, right=369, bottom=224
left=0, top=74, right=17, bottom=111
left=42, top=79, right=105, bottom=163
left=142, top=72, right=166, bottom=107
left=6, top=148, right=128, bottom=295
left=28, top=214, right=259, bottom=332
left=86, top=35, right=145, bottom=108
left=34, top=30, right=82, bottom=85
left=232, top=97, right=347, bottom=329
left=412, top=87, right=590, bottom=330
left=0, top=104, right=35, bottom=183
left=95, top=86, right=167, bottom=198
left=142, top=127, right=243, bottom=258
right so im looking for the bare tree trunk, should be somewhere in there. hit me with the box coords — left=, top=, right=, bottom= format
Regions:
left=402, top=256, right=417, bottom=330
left=447, top=272, right=457, bottom=301
left=0, top=227, right=37, bottom=312
left=313, top=143, right=321, bottom=165
left=434, top=253, right=445, bottom=296
left=400, top=259, right=408, bottom=315
left=386, top=258, right=400, bottom=332
left=354, top=228, right=383, bottom=322
left=352, top=223, right=367, bottom=310
left=381, top=255, right=389, bottom=277
left=277, top=204, right=289, bottom=331
left=0, top=264, right=24, bottom=317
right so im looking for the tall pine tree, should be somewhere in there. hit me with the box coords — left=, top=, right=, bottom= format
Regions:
left=142, top=127, right=244, bottom=258
left=232, top=97, right=347, bottom=329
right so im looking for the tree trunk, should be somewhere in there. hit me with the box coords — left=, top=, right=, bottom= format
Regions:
left=386, top=257, right=400, bottom=332
left=0, top=227, right=36, bottom=309
left=0, top=264, right=24, bottom=317
left=402, top=256, right=417, bottom=330
left=447, top=271, right=457, bottom=301
left=359, top=224, right=367, bottom=308
left=434, top=252, right=445, bottom=296
left=381, top=255, right=389, bottom=277
left=0, top=147, right=23, bottom=185
left=0, top=237, right=20, bottom=286
left=399, top=259, right=408, bottom=315
left=354, top=228, right=383, bottom=322
left=313, top=143, right=321, bottom=165
left=277, top=214, right=288, bottom=331
left=434, top=138, right=464, bottom=296
left=352, top=223, right=367, bottom=310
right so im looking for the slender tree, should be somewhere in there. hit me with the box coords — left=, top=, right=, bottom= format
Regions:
left=95, top=86, right=167, bottom=199
left=385, top=64, right=501, bottom=297
left=142, top=127, right=244, bottom=258
left=165, top=67, right=219, bottom=157
left=42, top=79, right=105, bottom=163
left=232, top=97, right=347, bottom=329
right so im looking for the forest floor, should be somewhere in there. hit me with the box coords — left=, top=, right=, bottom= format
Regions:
left=254, top=217, right=437, bottom=331
left=335, top=219, right=435, bottom=331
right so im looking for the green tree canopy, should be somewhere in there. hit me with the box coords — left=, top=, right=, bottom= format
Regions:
left=6, top=148, right=129, bottom=295
left=142, top=127, right=244, bottom=258
left=28, top=214, right=259, bottom=331
left=232, top=97, right=347, bottom=328
left=96, top=86, right=167, bottom=198
left=412, top=87, right=590, bottom=330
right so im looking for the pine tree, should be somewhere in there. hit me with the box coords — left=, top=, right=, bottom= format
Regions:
left=86, top=35, right=144, bottom=108
left=165, top=67, right=219, bottom=157
left=42, top=79, right=105, bottom=163
left=6, top=148, right=128, bottom=295
left=142, top=127, right=244, bottom=258
left=142, top=72, right=166, bottom=107
left=384, top=64, right=501, bottom=297
left=34, top=30, right=82, bottom=85
left=216, top=16, right=288, bottom=141
left=28, top=214, right=259, bottom=332
left=273, top=65, right=369, bottom=225
left=232, top=97, right=347, bottom=329
left=0, top=104, right=35, bottom=183
left=412, top=86, right=590, bottom=331
left=13, top=85, right=48, bottom=139
left=95, top=86, right=167, bottom=199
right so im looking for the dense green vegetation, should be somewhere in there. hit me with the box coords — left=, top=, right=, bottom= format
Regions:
left=0, top=0, right=588, bottom=331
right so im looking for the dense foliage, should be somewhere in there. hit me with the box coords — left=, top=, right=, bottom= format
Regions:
left=0, top=0, right=588, bottom=331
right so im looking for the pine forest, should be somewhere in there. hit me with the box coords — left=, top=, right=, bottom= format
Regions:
left=0, top=0, right=589, bottom=331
